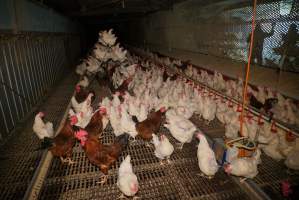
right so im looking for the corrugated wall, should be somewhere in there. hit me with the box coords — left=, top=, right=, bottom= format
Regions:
left=0, top=0, right=81, bottom=142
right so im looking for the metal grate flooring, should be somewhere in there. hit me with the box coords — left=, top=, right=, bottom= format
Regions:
left=1, top=74, right=298, bottom=200
left=39, top=122, right=250, bottom=200
left=37, top=80, right=250, bottom=200
left=0, top=72, right=78, bottom=200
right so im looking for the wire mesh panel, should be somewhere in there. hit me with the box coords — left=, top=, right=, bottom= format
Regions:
left=0, top=73, right=78, bottom=200
left=127, top=0, right=299, bottom=72
left=0, top=33, right=80, bottom=141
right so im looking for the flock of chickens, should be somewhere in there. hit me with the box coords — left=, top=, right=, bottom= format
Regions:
left=32, top=29, right=299, bottom=199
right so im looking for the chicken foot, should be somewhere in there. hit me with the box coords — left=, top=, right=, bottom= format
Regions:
left=60, top=157, right=75, bottom=165
left=197, top=172, right=213, bottom=179
left=145, top=142, right=154, bottom=149
left=97, top=175, right=108, bottom=185
left=117, top=194, right=140, bottom=200
left=176, top=143, right=184, bottom=150
left=129, top=137, right=137, bottom=144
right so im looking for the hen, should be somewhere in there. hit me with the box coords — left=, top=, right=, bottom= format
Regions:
left=164, top=109, right=196, bottom=149
left=75, top=130, right=130, bottom=184
left=196, top=132, right=218, bottom=178
left=117, top=155, right=139, bottom=198
left=132, top=107, right=166, bottom=142
left=73, top=85, right=95, bottom=104
left=224, top=149, right=261, bottom=181
left=38, top=117, right=77, bottom=164
left=152, top=134, right=174, bottom=165
left=84, top=107, right=107, bottom=138
left=33, top=112, right=54, bottom=140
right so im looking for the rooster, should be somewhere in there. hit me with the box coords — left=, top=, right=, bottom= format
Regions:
left=117, top=155, right=139, bottom=199
left=33, top=112, right=54, bottom=140
left=75, top=130, right=130, bottom=185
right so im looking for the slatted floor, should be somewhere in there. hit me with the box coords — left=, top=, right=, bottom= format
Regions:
left=37, top=80, right=251, bottom=200
left=1, top=73, right=298, bottom=200
left=0, top=72, right=78, bottom=200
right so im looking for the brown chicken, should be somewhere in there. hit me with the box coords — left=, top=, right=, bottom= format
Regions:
left=75, top=85, right=96, bottom=103
left=84, top=107, right=107, bottom=138
left=132, top=107, right=166, bottom=141
left=38, top=118, right=77, bottom=164
left=75, top=130, right=130, bottom=184
left=114, top=76, right=133, bottom=96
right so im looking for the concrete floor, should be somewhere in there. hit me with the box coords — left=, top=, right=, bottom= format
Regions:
left=151, top=47, right=299, bottom=99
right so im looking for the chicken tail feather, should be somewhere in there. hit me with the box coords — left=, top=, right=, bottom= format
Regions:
left=34, top=137, right=54, bottom=151
left=115, top=133, right=130, bottom=149
left=132, top=116, right=138, bottom=124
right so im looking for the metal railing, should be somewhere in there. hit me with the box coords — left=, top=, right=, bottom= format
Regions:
left=0, top=33, right=80, bottom=141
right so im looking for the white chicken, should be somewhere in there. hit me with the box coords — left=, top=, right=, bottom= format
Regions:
left=285, top=146, right=299, bottom=170
left=77, top=76, right=89, bottom=88
left=196, top=131, right=218, bottom=178
left=164, top=110, right=197, bottom=149
left=71, top=92, right=94, bottom=114
left=33, top=112, right=54, bottom=140
left=261, top=135, right=284, bottom=161
left=202, top=96, right=216, bottom=124
left=152, top=134, right=174, bottom=165
left=119, top=104, right=138, bottom=139
left=117, top=155, right=139, bottom=198
left=98, top=29, right=117, bottom=46
left=224, top=149, right=261, bottom=180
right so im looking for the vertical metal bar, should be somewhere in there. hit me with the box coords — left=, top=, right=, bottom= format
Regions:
left=12, top=40, right=29, bottom=114
left=1, top=46, right=16, bottom=125
left=53, top=37, right=60, bottom=83
left=21, top=39, right=36, bottom=104
left=7, top=42, right=25, bottom=118
left=34, top=40, right=46, bottom=93
left=41, top=38, right=50, bottom=88
left=25, top=38, right=39, bottom=103
left=0, top=97, right=9, bottom=134
left=49, top=37, right=55, bottom=85
left=15, top=40, right=30, bottom=113
left=30, top=39, right=43, bottom=100
left=2, top=43, right=20, bottom=120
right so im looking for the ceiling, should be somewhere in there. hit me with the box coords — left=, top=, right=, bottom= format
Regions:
left=37, top=0, right=188, bottom=24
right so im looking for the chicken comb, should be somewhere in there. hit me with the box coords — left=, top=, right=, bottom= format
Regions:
left=70, top=115, right=78, bottom=125
left=38, top=112, right=45, bottom=117
left=99, top=107, right=107, bottom=114
left=75, top=85, right=81, bottom=92
left=75, top=129, right=88, bottom=140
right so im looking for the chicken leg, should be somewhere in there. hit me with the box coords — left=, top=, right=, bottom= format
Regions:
left=176, top=142, right=184, bottom=150
left=65, top=157, right=76, bottom=165
left=197, top=172, right=213, bottom=179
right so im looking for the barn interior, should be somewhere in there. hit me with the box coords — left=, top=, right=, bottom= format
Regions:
left=0, top=0, right=299, bottom=199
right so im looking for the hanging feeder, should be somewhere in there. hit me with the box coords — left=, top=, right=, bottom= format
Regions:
left=225, top=137, right=257, bottom=158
